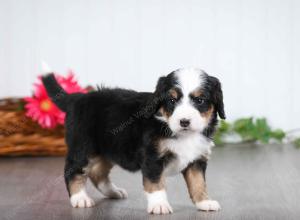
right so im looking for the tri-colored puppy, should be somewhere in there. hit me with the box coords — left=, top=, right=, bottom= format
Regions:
left=42, top=68, right=225, bottom=214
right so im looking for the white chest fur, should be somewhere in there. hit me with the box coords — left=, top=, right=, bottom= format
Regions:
left=160, top=132, right=214, bottom=176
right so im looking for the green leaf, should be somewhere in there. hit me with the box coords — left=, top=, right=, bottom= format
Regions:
left=255, top=118, right=270, bottom=133
left=214, top=120, right=230, bottom=145
left=293, top=138, right=300, bottom=148
left=213, top=133, right=223, bottom=145
left=218, top=120, right=231, bottom=132
left=214, top=117, right=287, bottom=146
left=255, top=118, right=271, bottom=143
left=233, top=117, right=256, bottom=142
left=270, top=129, right=286, bottom=141
left=17, top=101, right=25, bottom=111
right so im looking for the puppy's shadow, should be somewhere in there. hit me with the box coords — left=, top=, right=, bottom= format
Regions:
left=92, top=197, right=147, bottom=220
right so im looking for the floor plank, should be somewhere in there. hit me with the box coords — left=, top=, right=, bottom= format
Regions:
left=0, top=144, right=300, bottom=220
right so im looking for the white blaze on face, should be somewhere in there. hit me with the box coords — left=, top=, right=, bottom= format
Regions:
left=168, top=68, right=207, bottom=134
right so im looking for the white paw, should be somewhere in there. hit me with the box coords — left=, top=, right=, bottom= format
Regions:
left=196, top=200, right=221, bottom=211
left=147, top=201, right=173, bottom=215
left=146, top=190, right=173, bottom=215
left=70, top=190, right=95, bottom=208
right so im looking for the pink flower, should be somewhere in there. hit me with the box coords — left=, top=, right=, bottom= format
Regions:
left=24, top=72, right=87, bottom=129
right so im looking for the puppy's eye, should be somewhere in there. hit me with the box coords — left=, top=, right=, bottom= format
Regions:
left=169, top=98, right=176, bottom=105
left=195, top=97, right=205, bottom=105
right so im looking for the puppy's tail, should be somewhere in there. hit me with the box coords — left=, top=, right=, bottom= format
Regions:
left=41, top=62, right=69, bottom=112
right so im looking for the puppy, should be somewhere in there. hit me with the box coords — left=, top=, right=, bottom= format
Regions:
left=42, top=67, right=225, bottom=214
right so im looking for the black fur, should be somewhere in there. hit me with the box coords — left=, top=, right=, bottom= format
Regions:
left=201, top=72, right=226, bottom=138
left=42, top=70, right=225, bottom=196
left=42, top=74, right=69, bottom=111
left=203, top=73, right=226, bottom=120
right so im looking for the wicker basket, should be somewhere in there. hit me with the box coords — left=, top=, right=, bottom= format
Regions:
left=0, top=98, right=67, bottom=156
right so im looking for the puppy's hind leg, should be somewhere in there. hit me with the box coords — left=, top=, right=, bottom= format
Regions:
left=65, top=159, right=95, bottom=208
left=87, top=156, right=128, bottom=199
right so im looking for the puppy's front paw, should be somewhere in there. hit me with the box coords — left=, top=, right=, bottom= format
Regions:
left=146, top=190, right=173, bottom=215
left=196, top=200, right=221, bottom=211
left=147, top=201, right=173, bottom=215
left=70, top=190, right=95, bottom=208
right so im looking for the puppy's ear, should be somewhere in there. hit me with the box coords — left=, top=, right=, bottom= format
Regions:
left=152, top=76, right=168, bottom=108
left=154, top=76, right=167, bottom=96
left=144, top=76, right=167, bottom=118
left=209, top=76, right=226, bottom=119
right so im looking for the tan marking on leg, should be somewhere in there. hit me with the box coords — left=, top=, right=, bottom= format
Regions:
left=143, top=175, right=173, bottom=214
left=85, top=156, right=127, bottom=199
left=182, top=165, right=208, bottom=203
left=69, top=174, right=95, bottom=208
left=143, top=176, right=165, bottom=193
left=69, top=175, right=88, bottom=195
left=84, top=156, right=113, bottom=186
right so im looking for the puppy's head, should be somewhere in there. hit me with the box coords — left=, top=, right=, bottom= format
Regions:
left=154, top=68, right=225, bottom=136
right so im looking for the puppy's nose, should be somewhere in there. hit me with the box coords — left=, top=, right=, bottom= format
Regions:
left=180, top=119, right=190, bottom=128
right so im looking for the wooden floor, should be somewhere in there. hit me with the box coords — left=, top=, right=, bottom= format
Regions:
left=1, top=144, right=300, bottom=220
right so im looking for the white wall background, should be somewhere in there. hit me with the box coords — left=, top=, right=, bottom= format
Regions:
left=0, top=0, right=299, bottom=130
